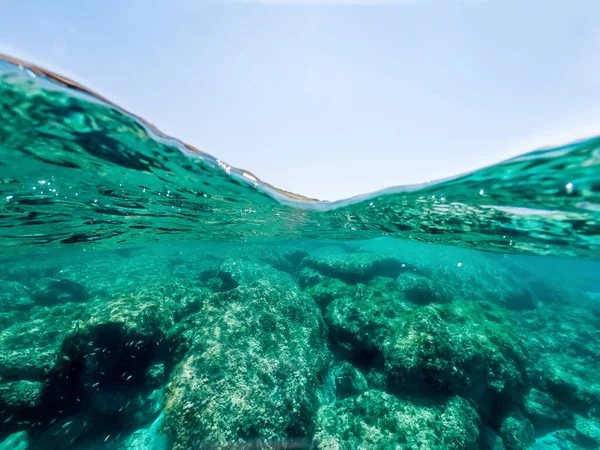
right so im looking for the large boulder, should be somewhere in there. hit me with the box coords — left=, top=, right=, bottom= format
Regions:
left=164, top=262, right=331, bottom=449
left=520, top=302, right=600, bottom=422
left=29, top=278, right=90, bottom=306
left=383, top=301, right=529, bottom=416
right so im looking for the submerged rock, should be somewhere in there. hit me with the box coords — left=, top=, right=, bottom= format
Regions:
left=45, top=294, right=173, bottom=425
left=523, top=388, right=570, bottom=432
left=164, top=263, right=330, bottom=449
left=396, top=271, right=450, bottom=305
left=254, top=245, right=309, bottom=274
left=325, top=279, right=407, bottom=368
left=302, top=246, right=552, bottom=311
left=498, top=407, right=535, bottom=450
left=313, top=390, right=480, bottom=450
left=0, top=303, right=90, bottom=381
left=520, top=301, right=600, bottom=430
left=302, top=271, right=355, bottom=310
left=572, top=415, right=600, bottom=448
left=481, top=426, right=507, bottom=450
left=0, top=239, right=598, bottom=448
left=0, top=281, right=33, bottom=312
left=0, top=381, right=43, bottom=425
left=302, top=254, right=406, bottom=285
left=383, top=301, right=528, bottom=415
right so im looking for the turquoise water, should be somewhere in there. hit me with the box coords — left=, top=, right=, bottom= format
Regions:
left=0, top=58, right=599, bottom=450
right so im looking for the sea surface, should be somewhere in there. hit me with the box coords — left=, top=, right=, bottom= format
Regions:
left=0, top=57, right=599, bottom=450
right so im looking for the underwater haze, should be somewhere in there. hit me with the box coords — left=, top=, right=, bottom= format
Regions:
left=0, top=58, right=599, bottom=450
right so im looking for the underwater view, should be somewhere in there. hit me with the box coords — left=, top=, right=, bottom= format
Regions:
left=0, top=56, right=599, bottom=450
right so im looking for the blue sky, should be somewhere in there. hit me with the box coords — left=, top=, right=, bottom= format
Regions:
left=1, top=0, right=599, bottom=200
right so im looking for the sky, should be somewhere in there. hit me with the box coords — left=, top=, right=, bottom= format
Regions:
left=1, top=0, right=599, bottom=200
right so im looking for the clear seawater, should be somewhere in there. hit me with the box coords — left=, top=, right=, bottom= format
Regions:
left=0, top=58, right=599, bottom=450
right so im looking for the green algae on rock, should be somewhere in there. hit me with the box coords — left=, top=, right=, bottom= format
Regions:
left=313, top=390, right=481, bottom=450
left=383, top=301, right=529, bottom=407
left=164, top=262, right=331, bottom=449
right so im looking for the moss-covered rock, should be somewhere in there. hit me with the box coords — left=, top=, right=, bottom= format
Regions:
left=313, top=390, right=480, bottom=449
left=498, top=407, right=535, bottom=450
left=253, top=245, right=308, bottom=274
left=325, top=280, right=408, bottom=368
left=302, top=272, right=354, bottom=309
left=520, top=301, right=600, bottom=424
left=383, top=301, right=529, bottom=414
left=164, top=263, right=330, bottom=449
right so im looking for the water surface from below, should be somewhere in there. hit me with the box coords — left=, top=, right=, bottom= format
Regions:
left=0, top=56, right=599, bottom=449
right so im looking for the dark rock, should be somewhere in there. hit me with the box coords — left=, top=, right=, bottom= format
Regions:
left=481, top=426, right=507, bottom=450
left=44, top=294, right=173, bottom=428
